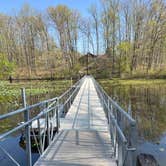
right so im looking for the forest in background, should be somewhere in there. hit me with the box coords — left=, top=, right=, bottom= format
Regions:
left=0, top=0, right=166, bottom=79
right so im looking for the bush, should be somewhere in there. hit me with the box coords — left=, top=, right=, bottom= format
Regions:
left=0, top=53, right=15, bottom=79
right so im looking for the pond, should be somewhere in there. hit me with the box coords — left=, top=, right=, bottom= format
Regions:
left=0, top=79, right=166, bottom=165
left=0, top=80, right=71, bottom=165
left=100, top=79, right=166, bottom=166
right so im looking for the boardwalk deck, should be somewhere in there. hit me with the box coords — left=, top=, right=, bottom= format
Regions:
left=35, top=76, right=116, bottom=166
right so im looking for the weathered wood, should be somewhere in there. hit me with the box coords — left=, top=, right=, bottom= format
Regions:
left=35, top=130, right=116, bottom=166
left=60, top=77, right=108, bottom=131
left=34, top=76, right=116, bottom=166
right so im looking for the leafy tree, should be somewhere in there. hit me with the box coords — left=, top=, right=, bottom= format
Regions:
left=0, top=53, right=15, bottom=79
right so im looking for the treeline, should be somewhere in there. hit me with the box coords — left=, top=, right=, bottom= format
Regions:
left=0, top=0, right=166, bottom=79
left=88, top=0, right=166, bottom=77
left=0, top=5, right=64, bottom=78
left=0, top=4, right=81, bottom=79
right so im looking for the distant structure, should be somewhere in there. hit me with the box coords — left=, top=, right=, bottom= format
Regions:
left=79, top=52, right=97, bottom=64
left=79, top=52, right=97, bottom=75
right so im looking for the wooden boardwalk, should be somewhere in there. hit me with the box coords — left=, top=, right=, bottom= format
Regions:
left=35, top=76, right=116, bottom=166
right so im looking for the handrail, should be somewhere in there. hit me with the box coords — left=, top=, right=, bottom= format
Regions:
left=112, top=115, right=127, bottom=143
left=0, top=97, right=58, bottom=121
left=91, top=76, right=137, bottom=166
left=0, top=105, right=57, bottom=141
left=0, top=77, right=85, bottom=121
left=0, top=75, right=137, bottom=166
left=58, top=75, right=85, bottom=99
left=93, top=77, right=136, bottom=125
left=101, top=91, right=127, bottom=143
left=0, top=76, right=84, bottom=166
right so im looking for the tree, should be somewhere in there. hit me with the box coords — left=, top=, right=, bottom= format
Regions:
left=0, top=53, right=15, bottom=79
left=89, top=4, right=100, bottom=55
left=101, top=0, right=119, bottom=74
left=79, top=17, right=95, bottom=54
left=48, top=5, right=80, bottom=69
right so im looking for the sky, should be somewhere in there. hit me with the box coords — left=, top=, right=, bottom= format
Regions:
left=0, top=0, right=101, bottom=54
left=0, top=0, right=99, bottom=16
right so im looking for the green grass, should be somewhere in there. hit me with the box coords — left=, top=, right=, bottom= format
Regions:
left=0, top=79, right=73, bottom=132
left=0, top=80, right=71, bottom=103
left=99, top=78, right=166, bottom=86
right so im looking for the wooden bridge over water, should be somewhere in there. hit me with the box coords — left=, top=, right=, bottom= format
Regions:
left=0, top=76, right=137, bottom=166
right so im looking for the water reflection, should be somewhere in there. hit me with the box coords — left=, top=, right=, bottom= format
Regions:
left=0, top=92, right=59, bottom=165
left=0, top=136, right=39, bottom=166
left=0, top=80, right=165, bottom=165
left=0, top=92, right=57, bottom=133
left=101, top=81, right=166, bottom=165
left=102, top=83, right=166, bottom=142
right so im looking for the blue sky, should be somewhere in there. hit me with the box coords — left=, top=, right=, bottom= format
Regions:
left=0, top=0, right=99, bottom=16
left=0, top=0, right=101, bottom=54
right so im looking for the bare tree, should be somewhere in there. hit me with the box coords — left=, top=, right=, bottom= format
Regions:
left=89, top=4, right=100, bottom=55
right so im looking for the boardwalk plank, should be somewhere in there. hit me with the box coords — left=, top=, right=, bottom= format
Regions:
left=34, top=76, right=116, bottom=166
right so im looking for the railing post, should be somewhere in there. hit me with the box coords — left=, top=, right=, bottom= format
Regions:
left=37, top=118, right=43, bottom=154
left=128, top=101, right=132, bottom=117
left=109, top=104, right=114, bottom=147
left=117, top=112, right=123, bottom=166
left=46, top=103, right=50, bottom=145
left=107, top=98, right=110, bottom=124
left=118, top=137, right=123, bottom=166
left=71, top=77, right=73, bottom=87
left=129, top=123, right=137, bottom=166
left=56, top=109, right=59, bottom=133
left=92, top=77, right=137, bottom=166
left=56, top=99, right=60, bottom=133
left=21, top=88, right=32, bottom=166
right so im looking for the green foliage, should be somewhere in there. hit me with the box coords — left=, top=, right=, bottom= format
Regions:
left=0, top=53, right=15, bottom=79
left=59, top=63, right=81, bottom=77
left=116, top=42, right=132, bottom=76
left=116, top=56, right=130, bottom=74
left=71, top=63, right=81, bottom=76
left=96, top=69, right=110, bottom=78
left=99, top=79, right=166, bottom=86
left=0, top=80, right=71, bottom=104
left=117, top=41, right=131, bottom=53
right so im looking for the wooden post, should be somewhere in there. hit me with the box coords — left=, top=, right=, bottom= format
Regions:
left=71, top=77, right=73, bottom=87
left=9, top=75, right=12, bottom=83
left=21, top=88, right=32, bottom=166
